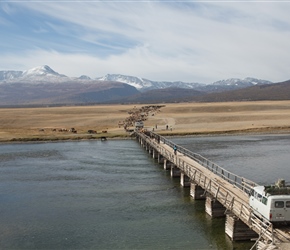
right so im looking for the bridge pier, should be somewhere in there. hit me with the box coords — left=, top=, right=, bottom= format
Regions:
left=140, top=139, right=144, bottom=148
left=152, top=149, right=158, bottom=159
left=180, top=172, right=190, bottom=187
left=225, top=213, right=258, bottom=241
left=164, top=159, right=171, bottom=170
left=157, top=153, right=164, bottom=164
left=205, top=194, right=226, bottom=218
left=190, top=183, right=206, bottom=200
left=138, top=137, right=143, bottom=145
left=148, top=146, right=153, bottom=155
left=170, top=165, right=181, bottom=177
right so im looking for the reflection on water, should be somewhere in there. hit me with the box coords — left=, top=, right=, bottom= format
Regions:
left=1, top=134, right=289, bottom=249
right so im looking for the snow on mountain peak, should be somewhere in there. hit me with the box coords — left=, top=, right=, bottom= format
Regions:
left=22, top=65, right=65, bottom=77
left=96, top=74, right=153, bottom=89
left=212, top=77, right=272, bottom=87
left=95, top=73, right=206, bottom=91
left=78, top=75, right=91, bottom=80
left=0, top=65, right=273, bottom=92
left=0, top=70, right=22, bottom=81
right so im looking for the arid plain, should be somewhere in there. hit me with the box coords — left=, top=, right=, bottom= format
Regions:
left=1, top=100, right=290, bottom=142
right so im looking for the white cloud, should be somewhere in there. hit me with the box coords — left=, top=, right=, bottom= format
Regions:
left=1, top=1, right=290, bottom=83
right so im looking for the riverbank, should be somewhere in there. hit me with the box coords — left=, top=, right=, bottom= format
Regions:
left=1, top=100, right=290, bottom=143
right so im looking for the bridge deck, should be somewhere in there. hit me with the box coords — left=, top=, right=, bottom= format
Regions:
left=169, top=142, right=249, bottom=203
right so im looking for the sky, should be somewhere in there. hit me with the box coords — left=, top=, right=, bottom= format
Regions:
left=1, top=0, right=290, bottom=84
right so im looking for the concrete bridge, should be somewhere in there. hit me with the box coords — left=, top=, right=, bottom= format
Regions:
left=135, top=131, right=290, bottom=250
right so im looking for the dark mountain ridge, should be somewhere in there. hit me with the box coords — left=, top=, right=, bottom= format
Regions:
left=0, top=81, right=139, bottom=106
left=0, top=65, right=288, bottom=106
left=195, top=80, right=290, bottom=102
left=109, top=87, right=205, bottom=104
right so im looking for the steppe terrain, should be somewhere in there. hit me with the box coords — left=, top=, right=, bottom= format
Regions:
left=1, top=100, right=290, bottom=142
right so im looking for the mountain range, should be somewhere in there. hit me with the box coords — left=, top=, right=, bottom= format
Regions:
left=0, top=65, right=289, bottom=106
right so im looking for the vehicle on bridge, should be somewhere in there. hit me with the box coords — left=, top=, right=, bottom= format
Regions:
left=249, top=179, right=290, bottom=224
left=135, top=121, right=144, bottom=131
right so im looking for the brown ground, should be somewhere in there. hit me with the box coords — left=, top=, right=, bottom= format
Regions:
left=1, top=100, right=290, bottom=142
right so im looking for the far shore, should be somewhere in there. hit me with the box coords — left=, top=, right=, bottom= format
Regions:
left=1, top=100, right=290, bottom=143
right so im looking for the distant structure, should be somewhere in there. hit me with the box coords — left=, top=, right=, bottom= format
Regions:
left=122, top=105, right=164, bottom=132
left=135, top=121, right=144, bottom=131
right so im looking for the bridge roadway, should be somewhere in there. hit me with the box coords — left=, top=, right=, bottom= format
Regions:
left=135, top=131, right=290, bottom=250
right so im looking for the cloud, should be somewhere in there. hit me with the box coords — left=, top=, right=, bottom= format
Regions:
left=1, top=1, right=290, bottom=83
left=0, top=47, right=197, bottom=81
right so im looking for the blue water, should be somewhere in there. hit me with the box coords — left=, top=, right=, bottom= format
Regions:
left=1, top=134, right=289, bottom=249
left=171, top=134, right=290, bottom=185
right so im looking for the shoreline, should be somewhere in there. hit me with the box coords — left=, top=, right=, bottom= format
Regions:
left=1, top=101, right=290, bottom=144
left=1, top=125, right=289, bottom=144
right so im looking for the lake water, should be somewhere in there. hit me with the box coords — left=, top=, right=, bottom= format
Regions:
left=1, top=134, right=290, bottom=250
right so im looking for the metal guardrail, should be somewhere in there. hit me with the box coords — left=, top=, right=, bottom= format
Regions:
left=142, top=131, right=258, bottom=195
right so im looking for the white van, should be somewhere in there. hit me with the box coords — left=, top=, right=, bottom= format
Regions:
left=249, top=184, right=290, bottom=224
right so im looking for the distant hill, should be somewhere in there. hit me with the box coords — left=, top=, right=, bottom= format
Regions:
left=97, top=74, right=272, bottom=93
left=0, top=65, right=287, bottom=106
left=120, top=79, right=290, bottom=104
left=1, top=65, right=272, bottom=92
left=109, top=87, right=205, bottom=104
left=196, top=80, right=290, bottom=102
left=0, top=81, right=138, bottom=106
left=97, top=74, right=204, bottom=92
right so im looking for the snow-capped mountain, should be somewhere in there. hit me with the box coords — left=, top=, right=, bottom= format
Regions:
left=0, top=65, right=272, bottom=92
left=97, top=74, right=204, bottom=91
left=97, top=74, right=153, bottom=90
left=212, top=77, right=272, bottom=87
left=96, top=74, right=273, bottom=92
left=0, top=65, right=286, bottom=106
left=192, top=77, right=273, bottom=93
left=22, top=65, right=66, bottom=78
left=78, top=75, right=91, bottom=80
left=16, top=65, right=69, bottom=83
left=0, top=70, right=22, bottom=81
left=0, top=65, right=69, bottom=83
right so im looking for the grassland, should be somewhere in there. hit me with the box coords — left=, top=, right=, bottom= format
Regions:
left=1, top=100, right=290, bottom=142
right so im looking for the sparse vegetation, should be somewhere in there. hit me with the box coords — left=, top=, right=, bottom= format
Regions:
left=1, top=101, right=290, bottom=142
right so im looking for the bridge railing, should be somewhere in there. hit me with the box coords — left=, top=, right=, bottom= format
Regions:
left=147, top=131, right=258, bottom=194
left=136, top=131, right=278, bottom=245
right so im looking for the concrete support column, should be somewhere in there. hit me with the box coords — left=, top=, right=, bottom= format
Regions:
left=148, top=146, right=153, bottom=155
left=225, top=213, right=258, bottom=241
left=157, top=153, right=164, bottom=164
left=180, top=172, right=190, bottom=187
left=190, top=183, right=205, bottom=200
left=163, top=159, right=171, bottom=170
left=205, top=194, right=226, bottom=218
left=170, top=165, right=181, bottom=177
left=152, top=149, right=158, bottom=159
